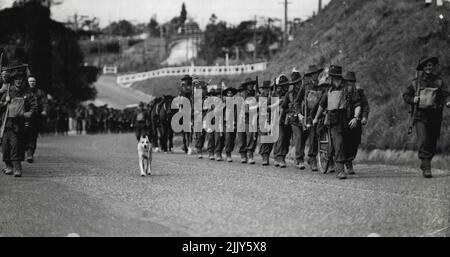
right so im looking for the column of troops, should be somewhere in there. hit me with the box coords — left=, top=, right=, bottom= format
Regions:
left=173, top=56, right=449, bottom=180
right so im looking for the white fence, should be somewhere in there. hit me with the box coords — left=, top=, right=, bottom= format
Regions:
left=103, top=66, right=118, bottom=75
left=116, top=62, right=268, bottom=86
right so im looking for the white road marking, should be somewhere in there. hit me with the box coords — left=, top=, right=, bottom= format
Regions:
left=67, top=233, right=80, bottom=237
left=368, top=233, right=380, bottom=237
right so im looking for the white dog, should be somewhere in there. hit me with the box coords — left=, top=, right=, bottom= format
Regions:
left=137, top=135, right=152, bottom=177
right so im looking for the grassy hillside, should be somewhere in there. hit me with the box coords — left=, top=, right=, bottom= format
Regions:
left=82, top=37, right=168, bottom=73
left=132, top=0, right=450, bottom=153
left=268, top=0, right=450, bottom=153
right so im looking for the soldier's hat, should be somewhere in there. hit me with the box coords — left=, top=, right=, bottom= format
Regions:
left=343, top=71, right=356, bottom=82
left=9, top=69, right=25, bottom=79
left=275, top=74, right=289, bottom=86
left=328, top=65, right=343, bottom=78
left=207, top=85, right=218, bottom=96
left=416, top=56, right=439, bottom=71
left=260, top=80, right=272, bottom=89
left=237, top=83, right=247, bottom=92
left=181, top=75, right=192, bottom=81
left=241, top=77, right=257, bottom=87
left=291, top=68, right=302, bottom=81
left=304, top=64, right=324, bottom=76
left=223, top=87, right=237, bottom=95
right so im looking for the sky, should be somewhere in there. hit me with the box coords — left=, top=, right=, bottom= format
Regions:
left=0, top=0, right=331, bottom=29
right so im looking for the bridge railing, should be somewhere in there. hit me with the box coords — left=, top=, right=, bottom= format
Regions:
left=116, top=62, right=268, bottom=85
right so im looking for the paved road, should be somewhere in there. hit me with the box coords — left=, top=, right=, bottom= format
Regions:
left=88, top=75, right=152, bottom=109
left=0, top=133, right=449, bottom=237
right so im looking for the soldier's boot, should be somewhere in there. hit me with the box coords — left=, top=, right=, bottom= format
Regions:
left=197, top=149, right=203, bottom=159
left=345, top=162, right=355, bottom=175
left=420, top=159, right=432, bottom=179
left=329, top=160, right=336, bottom=173
left=336, top=163, right=347, bottom=180
left=262, top=155, right=270, bottom=166
left=226, top=153, right=233, bottom=163
left=279, top=158, right=287, bottom=168
left=3, top=162, right=13, bottom=176
left=209, top=152, right=215, bottom=161
left=12, top=161, right=22, bottom=178
left=240, top=153, right=248, bottom=164
left=309, top=158, right=319, bottom=172
left=26, top=150, right=34, bottom=163
left=296, top=160, right=306, bottom=170
left=215, top=153, right=223, bottom=162
left=274, top=157, right=280, bottom=167
left=248, top=152, right=255, bottom=165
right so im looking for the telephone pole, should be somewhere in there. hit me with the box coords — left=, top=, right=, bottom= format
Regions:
left=319, top=0, right=322, bottom=13
left=279, top=0, right=291, bottom=48
left=253, top=15, right=257, bottom=61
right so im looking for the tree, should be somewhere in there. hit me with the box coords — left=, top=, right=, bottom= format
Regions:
left=0, top=2, right=98, bottom=106
left=148, top=17, right=160, bottom=37
left=104, top=20, right=135, bottom=37
left=180, top=3, right=187, bottom=25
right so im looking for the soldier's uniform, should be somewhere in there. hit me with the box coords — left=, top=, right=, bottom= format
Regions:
left=133, top=102, right=149, bottom=141
left=192, top=79, right=208, bottom=158
left=74, top=106, right=85, bottom=135
left=290, top=65, right=325, bottom=171
left=403, top=57, right=450, bottom=178
left=0, top=69, right=38, bottom=177
left=223, top=87, right=238, bottom=162
left=25, top=80, right=48, bottom=163
left=213, top=86, right=226, bottom=161
left=258, top=81, right=275, bottom=166
left=205, top=86, right=218, bottom=160
left=273, top=75, right=292, bottom=168
left=236, top=78, right=258, bottom=164
left=343, top=72, right=370, bottom=174
left=316, top=65, right=361, bottom=179
left=177, top=75, right=194, bottom=154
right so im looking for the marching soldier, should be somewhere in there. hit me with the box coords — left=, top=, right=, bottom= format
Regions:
left=236, top=78, right=258, bottom=164
left=24, top=75, right=48, bottom=163
left=74, top=105, right=85, bottom=135
left=193, top=77, right=208, bottom=159
left=403, top=56, right=450, bottom=178
left=176, top=75, right=193, bottom=154
left=133, top=102, right=149, bottom=141
left=1, top=68, right=38, bottom=177
left=313, top=65, right=362, bottom=180
left=291, top=65, right=325, bottom=171
left=206, top=86, right=218, bottom=160
left=213, top=84, right=227, bottom=162
left=285, top=69, right=303, bottom=167
left=343, top=71, right=370, bottom=175
left=258, top=80, right=275, bottom=166
left=223, top=86, right=238, bottom=162
left=273, top=74, right=291, bottom=168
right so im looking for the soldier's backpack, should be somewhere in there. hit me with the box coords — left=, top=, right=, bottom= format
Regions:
left=7, top=97, right=25, bottom=118
left=306, top=90, right=322, bottom=109
left=416, top=78, right=443, bottom=109
left=327, top=90, right=346, bottom=111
